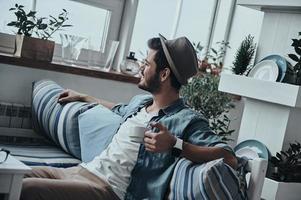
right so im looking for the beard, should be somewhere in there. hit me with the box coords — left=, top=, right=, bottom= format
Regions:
left=138, top=72, right=161, bottom=94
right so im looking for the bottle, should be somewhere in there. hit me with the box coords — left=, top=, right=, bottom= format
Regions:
left=120, top=52, right=140, bottom=75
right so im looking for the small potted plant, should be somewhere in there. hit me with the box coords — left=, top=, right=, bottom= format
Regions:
left=231, top=34, right=256, bottom=76
left=288, top=32, right=301, bottom=85
left=264, top=141, right=301, bottom=199
left=7, top=4, right=72, bottom=62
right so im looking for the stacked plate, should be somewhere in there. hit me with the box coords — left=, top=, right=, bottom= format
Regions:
left=234, top=139, right=271, bottom=160
left=248, top=54, right=295, bottom=83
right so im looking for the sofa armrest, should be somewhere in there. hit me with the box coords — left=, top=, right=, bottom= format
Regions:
left=0, top=127, right=43, bottom=138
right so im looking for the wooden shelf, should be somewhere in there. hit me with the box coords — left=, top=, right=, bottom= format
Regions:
left=0, top=53, right=140, bottom=84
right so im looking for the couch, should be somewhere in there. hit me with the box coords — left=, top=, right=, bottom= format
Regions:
left=0, top=79, right=266, bottom=199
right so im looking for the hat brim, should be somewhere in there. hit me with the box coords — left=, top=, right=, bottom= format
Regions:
left=159, top=34, right=186, bottom=84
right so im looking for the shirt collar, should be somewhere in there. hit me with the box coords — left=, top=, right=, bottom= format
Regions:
left=142, top=98, right=186, bottom=116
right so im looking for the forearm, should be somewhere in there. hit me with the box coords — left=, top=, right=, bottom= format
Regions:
left=181, top=142, right=237, bottom=169
left=81, top=95, right=116, bottom=109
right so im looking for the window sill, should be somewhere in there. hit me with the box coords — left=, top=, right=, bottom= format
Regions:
left=0, top=53, right=140, bottom=84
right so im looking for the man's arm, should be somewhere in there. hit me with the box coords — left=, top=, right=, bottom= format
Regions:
left=181, top=142, right=237, bottom=169
left=144, top=123, right=237, bottom=169
left=57, top=89, right=116, bottom=109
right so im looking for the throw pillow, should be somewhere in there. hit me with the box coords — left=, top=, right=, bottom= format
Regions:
left=78, top=105, right=122, bottom=162
left=168, top=158, right=246, bottom=200
left=32, top=80, right=97, bottom=159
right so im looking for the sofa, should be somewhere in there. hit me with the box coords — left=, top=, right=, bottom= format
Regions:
left=0, top=79, right=253, bottom=199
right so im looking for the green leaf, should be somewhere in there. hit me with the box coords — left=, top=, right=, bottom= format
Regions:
left=211, top=48, right=217, bottom=55
left=62, top=9, right=67, bottom=12
left=9, top=8, right=16, bottom=11
left=288, top=54, right=300, bottom=62
left=295, top=47, right=301, bottom=56
left=38, top=23, right=48, bottom=30
left=27, top=11, right=36, bottom=17
left=7, top=21, right=18, bottom=26
left=62, top=24, right=72, bottom=27
left=291, top=39, right=300, bottom=47
left=49, top=15, right=58, bottom=22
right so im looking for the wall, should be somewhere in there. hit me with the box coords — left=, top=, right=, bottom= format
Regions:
left=0, top=63, right=145, bottom=106
left=256, top=10, right=301, bottom=62
left=223, top=5, right=264, bottom=72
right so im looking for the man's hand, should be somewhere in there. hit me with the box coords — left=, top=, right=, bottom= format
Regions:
left=144, top=123, right=176, bottom=153
left=57, top=89, right=85, bottom=103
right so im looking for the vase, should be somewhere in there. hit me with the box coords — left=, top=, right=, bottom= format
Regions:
left=60, top=34, right=87, bottom=65
left=14, top=34, right=55, bottom=62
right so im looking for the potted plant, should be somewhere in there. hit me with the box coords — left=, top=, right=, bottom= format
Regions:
left=7, top=4, right=72, bottom=62
left=182, top=41, right=235, bottom=141
left=231, top=34, right=256, bottom=76
left=288, top=32, right=301, bottom=85
left=262, top=141, right=301, bottom=199
left=180, top=73, right=235, bottom=141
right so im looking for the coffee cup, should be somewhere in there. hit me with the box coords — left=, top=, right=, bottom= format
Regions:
left=129, top=126, right=148, bottom=143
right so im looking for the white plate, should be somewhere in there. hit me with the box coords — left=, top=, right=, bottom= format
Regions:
left=235, top=147, right=259, bottom=159
left=248, top=60, right=279, bottom=81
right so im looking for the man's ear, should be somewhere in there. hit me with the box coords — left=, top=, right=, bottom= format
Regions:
left=160, top=68, right=171, bottom=82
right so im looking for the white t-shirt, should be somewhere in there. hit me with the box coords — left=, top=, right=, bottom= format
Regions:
left=81, top=107, right=156, bottom=199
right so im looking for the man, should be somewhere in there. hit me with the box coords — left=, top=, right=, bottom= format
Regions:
left=21, top=35, right=237, bottom=200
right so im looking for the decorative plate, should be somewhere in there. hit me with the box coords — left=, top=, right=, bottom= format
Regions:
left=260, top=54, right=288, bottom=82
left=234, top=139, right=270, bottom=160
left=248, top=60, right=279, bottom=81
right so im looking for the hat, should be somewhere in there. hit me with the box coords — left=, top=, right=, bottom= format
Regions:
left=159, top=34, right=198, bottom=84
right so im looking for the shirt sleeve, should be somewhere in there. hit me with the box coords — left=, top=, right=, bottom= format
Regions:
left=111, top=103, right=129, bottom=117
left=184, top=116, right=235, bottom=156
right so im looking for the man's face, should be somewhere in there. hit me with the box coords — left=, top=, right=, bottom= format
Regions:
left=138, top=49, right=161, bottom=93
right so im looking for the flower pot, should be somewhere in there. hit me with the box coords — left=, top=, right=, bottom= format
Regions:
left=14, top=34, right=55, bottom=62
left=262, top=178, right=301, bottom=200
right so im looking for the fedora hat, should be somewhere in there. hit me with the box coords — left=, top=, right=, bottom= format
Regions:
left=159, top=34, right=198, bottom=84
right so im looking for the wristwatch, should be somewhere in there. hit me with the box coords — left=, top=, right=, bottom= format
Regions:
left=172, top=137, right=183, bottom=157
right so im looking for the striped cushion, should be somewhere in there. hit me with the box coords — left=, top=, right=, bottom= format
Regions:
left=169, top=158, right=246, bottom=200
left=32, top=80, right=96, bottom=159
left=0, top=142, right=80, bottom=168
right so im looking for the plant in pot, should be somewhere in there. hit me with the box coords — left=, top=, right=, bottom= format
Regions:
left=7, top=4, right=72, bottom=62
left=184, top=41, right=235, bottom=141
left=288, top=32, right=301, bottom=85
left=264, top=141, right=301, bottom=199
left=270, top=141, right=301, bottom=182
left=231, top=34, right=256, bottom=76
left=180, top=74, right=235, bottom=141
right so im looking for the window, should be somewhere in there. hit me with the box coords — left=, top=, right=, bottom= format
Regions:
left=129, top=0, right=216, bottom=61
left=36, top=0, right=109, bottom=52
left=0, top=0, right=124, bottom=66
left=0, top=0, right=32, bottom=34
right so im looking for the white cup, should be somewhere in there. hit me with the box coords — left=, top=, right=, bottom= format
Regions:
left=129, top=126, right=148, bottom=143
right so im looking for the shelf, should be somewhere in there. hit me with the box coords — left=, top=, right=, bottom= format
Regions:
left=218, top=73, right=301, bottom=108
left=237, top=0, right=301, bottom=12
left=0, top=53, right=139, bottom=84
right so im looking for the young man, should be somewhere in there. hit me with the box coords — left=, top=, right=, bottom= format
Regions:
left=21, top=35, right=237, bottom=200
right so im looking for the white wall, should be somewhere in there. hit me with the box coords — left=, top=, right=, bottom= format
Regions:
left=223, top=5, right=264, bottom=73
left=0, top=63, right=145, bottom=106
left=256, top=11, right=301, bottom=63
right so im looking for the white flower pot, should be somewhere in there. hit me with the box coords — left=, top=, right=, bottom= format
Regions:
left=261, top=178, right=301, bottom=200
